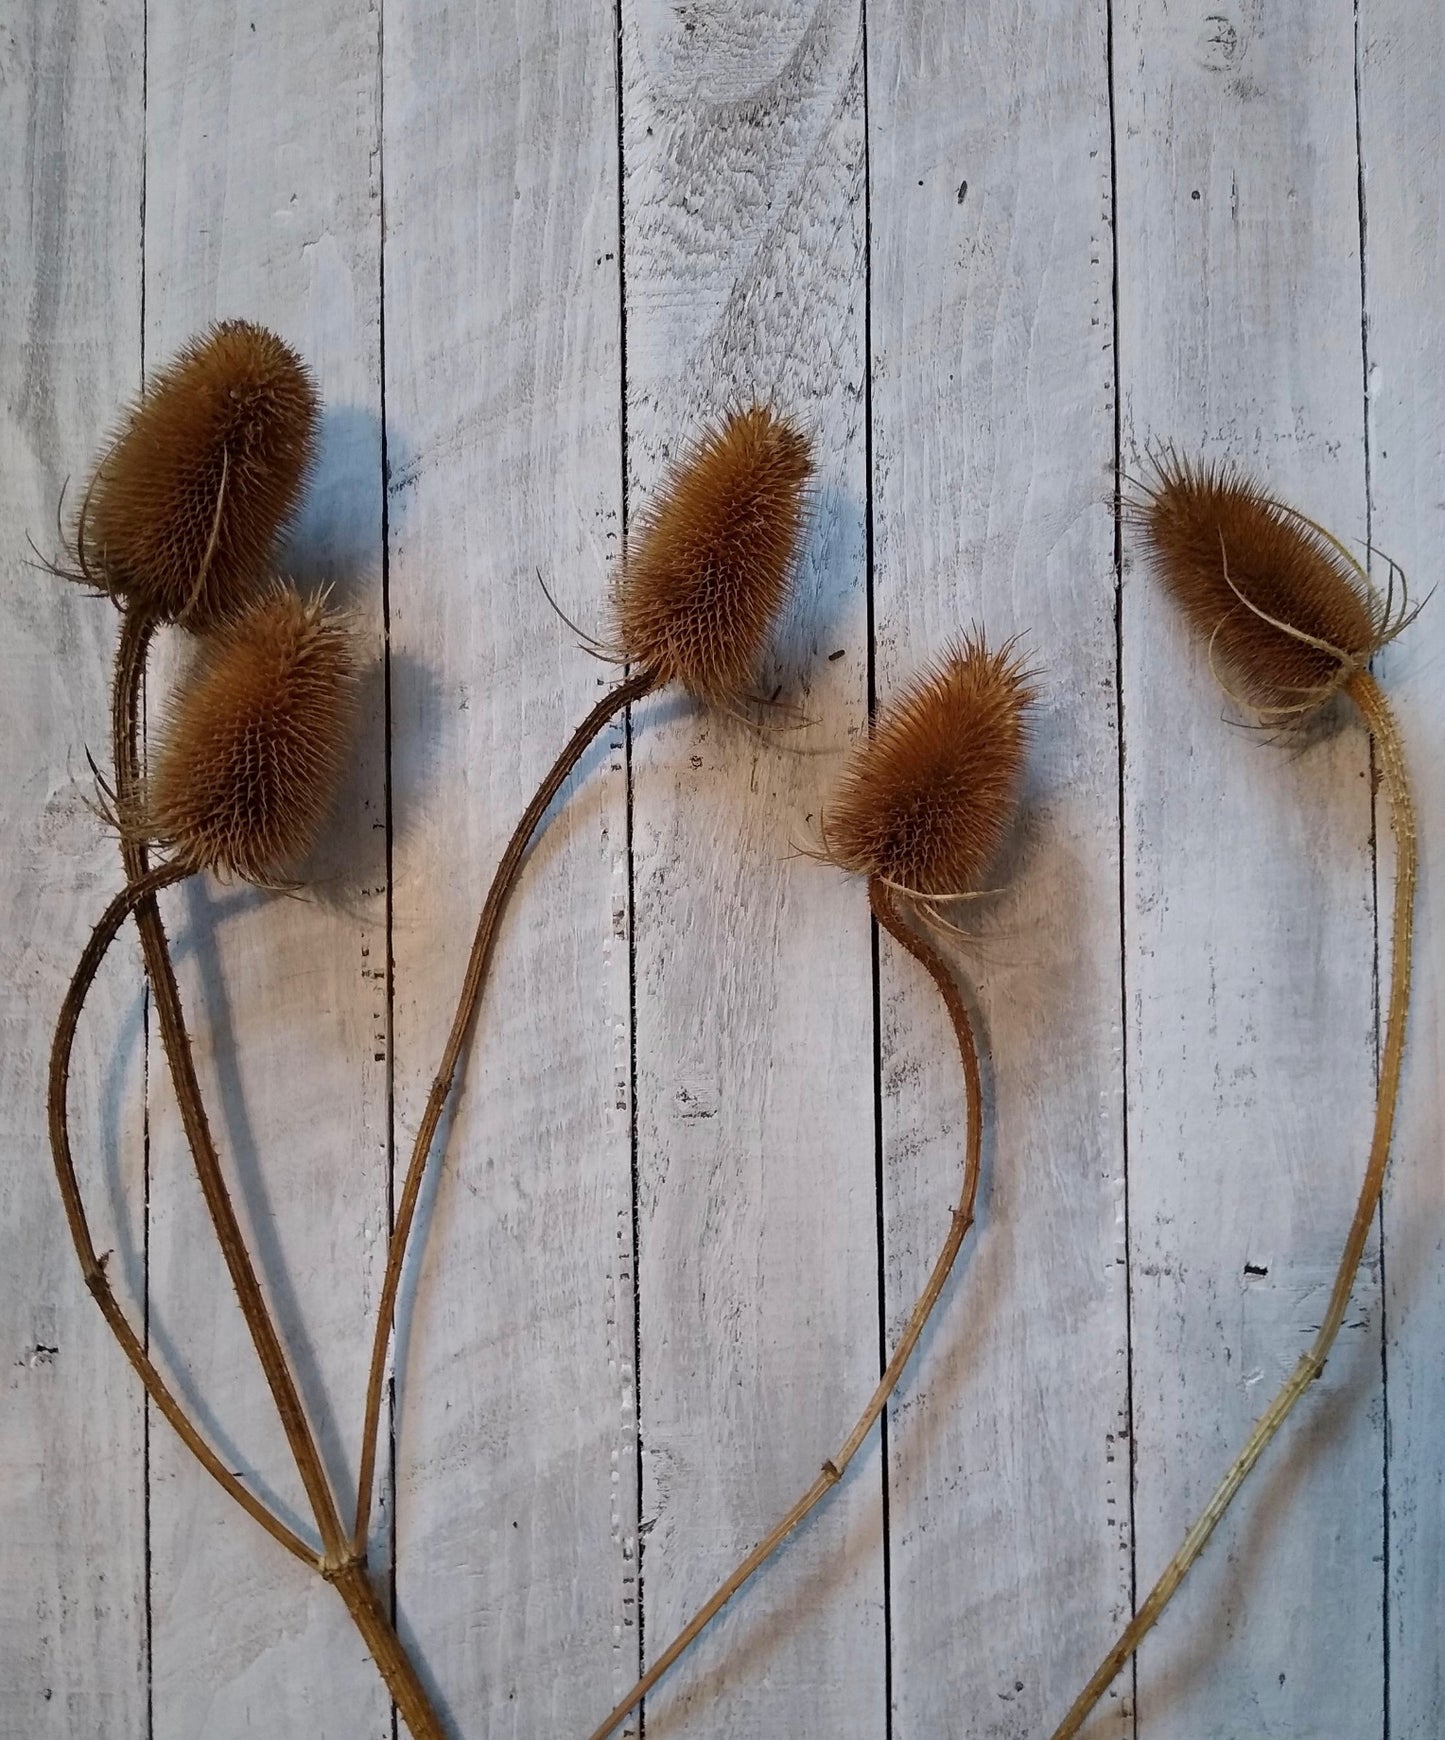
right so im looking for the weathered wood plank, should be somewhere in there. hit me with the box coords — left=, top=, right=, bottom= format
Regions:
left=1116, top=3, right=1382, bottom=1732
left=382, top=3, right=636, bottom=1732
left=141, top=2, right=389, bottom=1732
left=621, top=4, right=883, bottom=1733
left=0, top=5, right=148, bottom=1734
left=867, top=2, right=1131, bottom=1734
left=14, top=4, right=1445, bottom=1736
left=1358, top=6, right=1445, bottom=1730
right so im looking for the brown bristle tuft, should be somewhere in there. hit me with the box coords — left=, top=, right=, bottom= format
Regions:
left=1130, top=451, right=1389, bottom=714
left=82, top=321, right=318, bottom=628
left=136, top=586, right=359, bottom=882
left=823, top=634, right=1035, bottom=896
left=613, top=404, right=813, bottom=704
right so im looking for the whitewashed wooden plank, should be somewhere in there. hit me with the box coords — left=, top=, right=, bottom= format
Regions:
left=0, top=6, right=148, bottom=1734
left=1116, top=4, right=1382, bottom=1732
left=382, top=4, right=636, bottom=1733
left=140, top=3, right=389, bottom=1732
left=1358, top=7, right=1445, bottom=1731
left=867, top=3, right=1130, bottom=1734
left=621, top=5, right=882, bottom=1733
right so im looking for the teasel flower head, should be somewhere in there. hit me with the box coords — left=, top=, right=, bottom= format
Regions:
left=1129, top=450, right=1411, bottom=718
left=823, top=633, right=1035, bottom=898
left=612, top=404, right=813, bottom=705
left=133, top=585, right=360, bottom=882
left=77, top=321, right=318, bottom=628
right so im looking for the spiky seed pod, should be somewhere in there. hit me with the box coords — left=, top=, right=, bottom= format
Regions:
left=613, top=404, right=813, bottom=704
left=823, top=634, right=1034, bottom=897
left=137, top=586, right=359, bottom=882
left=1131, top=452, right=1392, bottom=714
left=81, top=321, right=318, bottom=628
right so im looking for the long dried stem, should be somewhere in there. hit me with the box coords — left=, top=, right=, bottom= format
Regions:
left=48, top=857, right=314, bottom=1566
left=109, top=609, right=449, bottom=1738
left=352, top=665, right=659, bottom=1554
left=111, top=609, right=347, bottom=1554
left=581, top=873, right=984, bottom=1740
left=1049, top=669, right=1415, bottom=1740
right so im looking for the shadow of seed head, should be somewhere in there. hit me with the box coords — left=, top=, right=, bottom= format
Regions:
left=136, top=585, right=360, bottom=883
left=613, top=404, right=813, bottom=705
left=1129, top=451, right=1390, bottom=716
left=823, top=633, right=1035, bottom=897
left=81, top=320, right=319, bottom=629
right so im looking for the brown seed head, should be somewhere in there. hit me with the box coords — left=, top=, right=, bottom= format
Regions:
left=613, top=404, right=813, bottom=704
left=1131, top=451, right=1389, bottom=714
left=137, top=586, right=359, bottom=882
left=82, top=320, right=318, bottom=628
left=823, top=634, right=1035, bottom=896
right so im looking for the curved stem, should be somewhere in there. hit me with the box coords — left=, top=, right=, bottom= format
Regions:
left=581, top=874, right=985, bottom=1740
left=1050, top=669, right=1416, bottom=1740
left=112, top=611, right=347, bottom=1556
left=48, top=859, right=316, bottom=1568
left=353, top=666, right=659, bottom=1554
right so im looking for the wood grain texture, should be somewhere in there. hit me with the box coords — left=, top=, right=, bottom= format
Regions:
left=382, top=2, right=636, bottom=1733
left=621, top=4, right=882, bottom=1734
left=1358, top=4, right=1445, bottom=1729
left=140, top=2, right=389, bottom=1732
left=1116, top=2, right=1382, bottom=1732
left=0, top=4, right=147, bottom=1732
left=7, top=2, right=1445, bottom=1735
left=867, top=2, right=1130, bottom=1735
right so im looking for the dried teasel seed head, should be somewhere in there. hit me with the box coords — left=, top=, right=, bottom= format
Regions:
left=1130, top=451, right=1393, bottom=716
left=81, top=320, right=318, bottom=628
left=613, top=404, right=813, bottom=704
left=823, top=634, right=1035, bottom=897
left=136, top=586, right=359, bottom=882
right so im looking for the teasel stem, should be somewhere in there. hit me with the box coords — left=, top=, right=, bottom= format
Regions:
left=48, top=857, right=313, bottom=1566
left=352, top=664, right=661, bottom=1555
left=106, top=609, right=450, bottom=1739
left=582, top=874, right=983, bottom=1740
left=110, top=608, right=347, bottom=1553
left=1050, top=667, right=1415, bottom=1740
left=325, top=1557, right=445, bottom=1740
